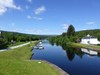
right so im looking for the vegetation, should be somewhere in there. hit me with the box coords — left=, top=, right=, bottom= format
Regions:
left=2, top=31, right=41, bottom=42
left=0, top=31, right=41, bottom=49
left=67, top=24, right=75, bottom=37
left=48, top=25, right=100, bottom=51
left=69, top=43, right=100, bottom=50
left=0, top=41, right=60, bottom=75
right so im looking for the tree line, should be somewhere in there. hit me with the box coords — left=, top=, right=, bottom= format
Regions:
left=48, top=24, right=100, bottom=47
left=0, top=31, right=41, bottom=49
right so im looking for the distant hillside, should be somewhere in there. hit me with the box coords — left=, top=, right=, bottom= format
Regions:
left=0, top=30, right=52, bottom=40
left=0, top=30, right=41, bottom=42
left=75, top=29, right=100, bottom=40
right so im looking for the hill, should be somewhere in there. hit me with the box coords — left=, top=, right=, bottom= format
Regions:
left=0, top=30, right=41, bottom=49
left=75, top=29, right=100, bottom=40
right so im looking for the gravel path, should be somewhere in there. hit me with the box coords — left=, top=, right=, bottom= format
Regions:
left=0, top=42, right=30, bottom=52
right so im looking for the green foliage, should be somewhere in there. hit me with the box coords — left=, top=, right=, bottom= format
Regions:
left=0, top=31, right=42, bottom=49
left=48, top=27, right=100, bottom=52
left=75, top=29, right=100, bottom=40
left=67, top=25, right=75, bottom=37
left=0, top=38, right=8, bottom=49
left=0, top=38, right=7, bottom=44
left=2, top=31, right=41, bottom=42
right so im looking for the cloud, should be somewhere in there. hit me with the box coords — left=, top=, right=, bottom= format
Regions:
left=33, top=17, right=43, bottom=20
left=0, top=0, right=21, bottom=15
left=27, top=15, right=43, bottom=21
left=86, top=21, right=95, bottom=25
left=34, top=6, right=46, bottom=15
left=62, top=24, right=69, bottom=29
left=27, top=15, right=32, bottom=19
left=0, top=6, right=7, bottom=15
left=27, top=0, right=32, bottom=3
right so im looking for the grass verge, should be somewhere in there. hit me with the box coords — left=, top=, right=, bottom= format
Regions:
left=0, top=41, right=60, bottom=75
left=69, top=43, right=100, bottom=51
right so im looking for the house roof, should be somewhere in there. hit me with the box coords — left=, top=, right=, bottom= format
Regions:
left=82, top=34, right=96, bottom=39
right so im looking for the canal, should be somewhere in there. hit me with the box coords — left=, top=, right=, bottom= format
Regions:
left=31, top=41, right=100, bottom=75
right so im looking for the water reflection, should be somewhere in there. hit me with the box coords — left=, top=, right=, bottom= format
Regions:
left=63, top=46, right=100, bottom=60
left=81, top=48, right=98, bottom=56
left=32, top=41, right=100, bottom=75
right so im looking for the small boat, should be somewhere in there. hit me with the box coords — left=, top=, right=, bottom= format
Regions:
left=38, top=46, right=44, bottom=49
left=34, top=42, right=44, bottom=49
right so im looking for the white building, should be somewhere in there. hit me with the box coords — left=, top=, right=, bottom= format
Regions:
left=80, top=34, right=100, bottom=45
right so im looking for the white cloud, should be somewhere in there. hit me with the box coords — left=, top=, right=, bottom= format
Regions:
left=27, top=15, right=32, bottom=19
left=86, top=21, right=95, bottom=25
left=33, top=17, right=43, bottom=20
left=27, top=15, right=43, bottom=21
left=28, top=0, right=32, bottom=3
left=0, top=0, right=21, bottom=15
left=34, top=6, right=46, bottom=15
left=62, top=24, right=69, bottom=29
left=0, top=6, right=7, bottom=15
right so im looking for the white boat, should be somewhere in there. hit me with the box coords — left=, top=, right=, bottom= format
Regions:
left=34, top=42, right=44, bottom=49
left=38, top=46, right=44, bottom=49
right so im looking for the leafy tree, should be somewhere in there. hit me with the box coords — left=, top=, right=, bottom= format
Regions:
left=0, top=38, right=8, bottom=49
left=67, top=25, right=75, bottom=37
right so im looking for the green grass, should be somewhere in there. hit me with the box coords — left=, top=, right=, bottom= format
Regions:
left=0, top=41, right=60, bottom=75
left=70, top=43, right=100, bottom=51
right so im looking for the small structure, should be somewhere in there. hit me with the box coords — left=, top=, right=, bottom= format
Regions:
left=80, top=34, right=100, bottom=45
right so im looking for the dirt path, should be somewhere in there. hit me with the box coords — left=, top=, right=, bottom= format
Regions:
left=0, top=42, right=30, bottom=52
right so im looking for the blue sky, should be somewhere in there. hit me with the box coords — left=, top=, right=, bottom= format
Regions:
left=0, top=0, right=100, bottom=35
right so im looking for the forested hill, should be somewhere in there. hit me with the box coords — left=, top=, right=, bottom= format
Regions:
left=75, top=29, right=100, bottom=40
left=0, top=30, right=41, bottom=42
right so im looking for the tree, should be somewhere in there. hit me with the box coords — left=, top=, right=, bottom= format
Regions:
left=67, top=24, right=75, bottom=37
left=0, top=38, right=8, bottom=49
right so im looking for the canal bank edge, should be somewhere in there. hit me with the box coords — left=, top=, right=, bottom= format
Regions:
left=30, top=60, right=69, bottom=75
left=31, top=41, right=69, bottom=75
left=0, top=41, right=69, bottom=75
left=43, top=60, right=69, bottom=75
left=68, top=43, right=100, bottom=52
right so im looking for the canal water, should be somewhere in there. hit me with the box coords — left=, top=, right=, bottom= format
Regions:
left=31, top=41, right=100, bottom=75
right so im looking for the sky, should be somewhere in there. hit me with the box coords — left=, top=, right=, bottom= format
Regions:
left=0, top=0, right=100, bottom=35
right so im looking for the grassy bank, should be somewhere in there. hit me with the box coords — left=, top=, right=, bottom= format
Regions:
left=0, top=41, right=60, bottom=75
left=69, top=43, right=100, bottom=51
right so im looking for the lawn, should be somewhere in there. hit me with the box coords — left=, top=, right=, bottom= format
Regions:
left=0, top=41, right=60, bottom=75
left=70, top=43, right=100, bottom=51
